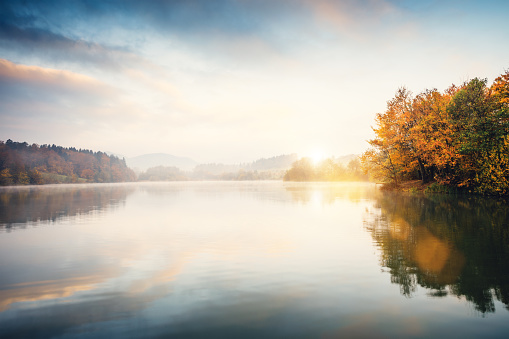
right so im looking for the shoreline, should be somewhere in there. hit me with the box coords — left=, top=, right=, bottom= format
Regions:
left=378, top=180, right=436, bottom=193
left=378, top=180, right=509, bottom=197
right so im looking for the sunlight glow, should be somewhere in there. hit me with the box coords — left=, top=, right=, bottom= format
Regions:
left=310, top=150, right=325, bottom=165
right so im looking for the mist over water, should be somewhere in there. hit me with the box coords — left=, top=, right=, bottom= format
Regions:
left=0, top=182, right=508, bottom=338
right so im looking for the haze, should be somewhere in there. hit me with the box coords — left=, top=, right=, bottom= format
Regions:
left=1, top=0, right=508, bottom=163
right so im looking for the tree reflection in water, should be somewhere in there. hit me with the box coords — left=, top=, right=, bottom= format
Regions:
left=364, top=192, right=509, bottom=314
left=0, top=184, right=134, bottom=230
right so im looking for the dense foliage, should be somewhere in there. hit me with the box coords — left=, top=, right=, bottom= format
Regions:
left=0, top=139, right=136, bottom=185
left=283, top=157, right=368, bottom=181
left=361, top=70, right=509, bottom=195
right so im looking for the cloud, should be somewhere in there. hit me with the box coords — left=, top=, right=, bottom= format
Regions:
left=0, top=58, right=115, bottom=102
left=1, top=0, right=508, bottom=162
left=0, top=59, right=163, bottom=154
left=0, top=0, right=273, bottom=38
left=0, top=0, right=301, bottom=61
left=303, top=0, right=400, bottom=41
left=1, top=0, right=401, bottom=70
left=0, top=58, right=144, bottom=141
left=0, top=22, right=152, bottom=72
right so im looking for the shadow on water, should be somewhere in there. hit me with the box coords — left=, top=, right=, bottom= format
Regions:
left=0, top=183, right=135, bottom=230
left=364, top=191, right=509, bottom=314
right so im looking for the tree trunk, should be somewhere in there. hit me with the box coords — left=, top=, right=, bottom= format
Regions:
left=417, top=157, right=429, bottom=183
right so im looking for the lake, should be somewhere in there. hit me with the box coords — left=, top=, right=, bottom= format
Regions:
left=0, top=182, right=508, bottom=338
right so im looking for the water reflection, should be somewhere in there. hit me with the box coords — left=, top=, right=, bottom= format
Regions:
left=0, top=182, right=381, bottom=338
left=284, top=182, right=374, bottom=205
left=0, top=184, right=135, bottom=230
left=131, top=181, right=375, bottom=206
left=365, top=192, right=509, bottom=314
left=1, top=182, right=508, bottom=338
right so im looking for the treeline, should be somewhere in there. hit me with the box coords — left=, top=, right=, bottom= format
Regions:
left=245, top=154, right=299, bottom=171
left=137, top=154, right=299, bottom=181
left=361, top=70, right=509, bottom=195
left=138, top=166, right=188, bottom=181
left=190, top=154, right=299, bottom=177
left=283, top=157, right=368, bottom=181
left=138, top=165, right=285, bottom=181
left=0, top=139, right=136, bottom=185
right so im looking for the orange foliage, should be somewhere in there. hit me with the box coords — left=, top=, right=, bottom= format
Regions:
left=362, top=70, right=509, bottom=194
left=0, top=140, right=136, bottom=185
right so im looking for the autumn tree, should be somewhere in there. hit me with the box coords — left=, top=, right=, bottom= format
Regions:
left=410, top=87, right=456, bottom=183
left=473, top=71, right=509, bottom=194
left=362, top=69, right=509, bottom=195
left=361, top=88, right=417, bottom=185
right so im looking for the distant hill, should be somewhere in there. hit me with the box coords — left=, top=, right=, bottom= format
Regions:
left=192, top=154, right=298, bottom=177
left=137, top=153, right=299, bottom=181
left=133, top=153, right=362, bottom=182
left=127, top=153, right=198, bottom=172
left=333, top=154, right=359, bottom=165
left=245, top=153, right=299, bottom=171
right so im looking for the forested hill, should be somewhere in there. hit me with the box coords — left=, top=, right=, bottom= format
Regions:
left=0, top=139, right=136, bottom=185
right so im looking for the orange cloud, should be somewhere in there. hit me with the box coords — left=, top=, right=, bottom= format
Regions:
left=0, top=58, right=114, bottom=96
left=305, top=0, right=398, bottom=40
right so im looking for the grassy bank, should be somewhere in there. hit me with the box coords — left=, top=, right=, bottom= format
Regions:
left=379, top=180, right=494, bottom=195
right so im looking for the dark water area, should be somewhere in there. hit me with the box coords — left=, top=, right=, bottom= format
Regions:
left=0, top=182, right=508, bottom=338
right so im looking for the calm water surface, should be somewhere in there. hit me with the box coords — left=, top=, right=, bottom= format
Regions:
left=0, top=182, right=508, bottom=338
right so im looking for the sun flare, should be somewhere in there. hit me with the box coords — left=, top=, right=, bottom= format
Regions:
left=310, top=150, right=325, bottom=165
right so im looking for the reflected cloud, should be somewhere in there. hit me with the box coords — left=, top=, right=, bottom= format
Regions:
left=0, top=275, right=112, bottom=312
left=2, top=182, right=508, bottom=337
left=0, top=182, right=307, bottom=331
left=0, top=289, right=166, bottom=339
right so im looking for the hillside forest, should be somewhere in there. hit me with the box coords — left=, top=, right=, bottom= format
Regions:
left=361, top=70, right=509, bottom=195
left=0, top=140, right=136, bottom=185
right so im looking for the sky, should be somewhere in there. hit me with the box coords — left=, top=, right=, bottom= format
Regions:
left=1, top=0, right=508, bottom=163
